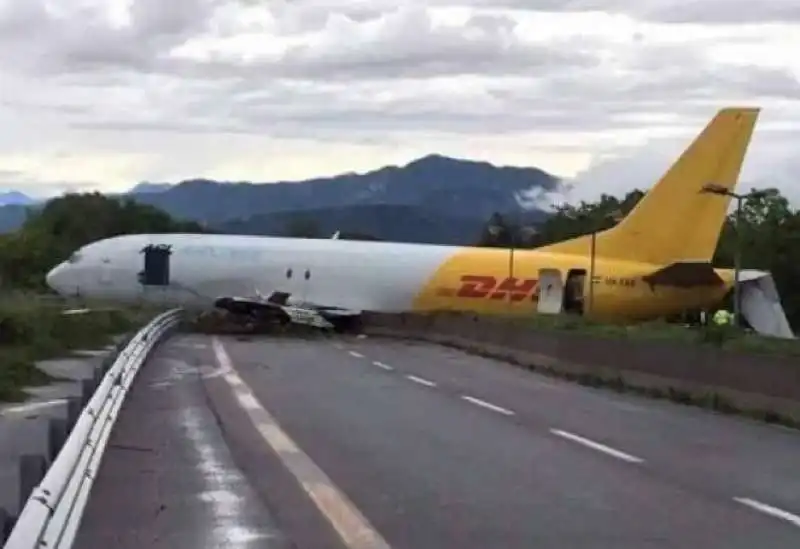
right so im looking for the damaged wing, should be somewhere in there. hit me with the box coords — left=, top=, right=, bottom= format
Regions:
left=213, top=290, right=361, bottom=331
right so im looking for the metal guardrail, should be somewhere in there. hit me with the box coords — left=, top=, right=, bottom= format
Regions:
left=2, top=308, right=183, bottom=549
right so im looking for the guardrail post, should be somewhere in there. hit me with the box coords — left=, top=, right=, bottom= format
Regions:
left=79, top=378, right=95, bottom=407
left=18, top=454, right=47, bottom=512
left=47, top=417, right=69, bottom=463
left=0, top=507, right=11, bottom=544
left=92, top=363, right=104, bottom=388
left=66, top=396, right=82, bottom=433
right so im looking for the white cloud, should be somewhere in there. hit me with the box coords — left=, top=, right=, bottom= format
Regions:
left=464, top=0, right=800, bottom=24
left=0, top=0, right=798, bottom=206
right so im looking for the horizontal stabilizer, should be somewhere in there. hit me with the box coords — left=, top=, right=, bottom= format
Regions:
left=739, top=270, right=795, bottom=339
left=641, top=262, right=724, bottom=288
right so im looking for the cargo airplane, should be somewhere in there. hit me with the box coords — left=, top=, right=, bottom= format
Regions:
left=43, top=107, right=794, bottom=337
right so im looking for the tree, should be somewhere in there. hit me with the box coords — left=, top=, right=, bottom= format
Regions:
left=0, top=193, right=207, bottom=291
left=476, top=212, right=516, bottom=247
left=283, top=216, right=322, bottom=238
left=337, top=231, right=382, bottom=241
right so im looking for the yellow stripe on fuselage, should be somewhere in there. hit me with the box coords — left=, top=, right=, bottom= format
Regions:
left=412, top=246, right=733, bottom=321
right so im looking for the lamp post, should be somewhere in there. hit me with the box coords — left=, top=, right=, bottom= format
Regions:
left=508, top=225, right=515, bottom=309
left=487, top=217, right=514, bottom=308
left=699, top=183, right=767, bottom=328
left=587, top=210, right=624, bottom=315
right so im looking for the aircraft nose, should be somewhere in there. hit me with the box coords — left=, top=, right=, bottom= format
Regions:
left=46, top=262, right=72, bottom=295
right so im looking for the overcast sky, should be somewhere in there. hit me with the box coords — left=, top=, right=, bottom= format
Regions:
left=0, top=0, right=798, bottom=205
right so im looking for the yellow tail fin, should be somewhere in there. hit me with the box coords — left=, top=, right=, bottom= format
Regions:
left=541, top=107, right=760, bottom=265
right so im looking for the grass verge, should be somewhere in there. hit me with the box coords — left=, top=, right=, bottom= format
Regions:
left=429, top=311, right=800, bottom=358
left=0, top=295, right=160, bottom=403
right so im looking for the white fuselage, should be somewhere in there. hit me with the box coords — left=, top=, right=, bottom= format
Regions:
left=46, top=233, right=458, bottom=312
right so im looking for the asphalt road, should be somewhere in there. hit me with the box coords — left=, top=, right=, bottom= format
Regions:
left=76, top=333, right=800, bottom=549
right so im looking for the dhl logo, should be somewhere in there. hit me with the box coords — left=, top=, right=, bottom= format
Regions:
left=455, top=274, right=539, bottom=302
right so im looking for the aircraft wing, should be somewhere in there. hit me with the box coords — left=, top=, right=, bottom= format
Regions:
left=213, top=290, right=360, bottom=330
left=738, top=270, right=795, bottom=339
left=641, top=261, right=724, bottom=288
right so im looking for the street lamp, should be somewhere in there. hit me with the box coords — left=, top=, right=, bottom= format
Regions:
left=486, top=217, right=516, bottom=308
left=488, top=216, right=541, bottom=310
left=700, top=183, right=768, bottom=327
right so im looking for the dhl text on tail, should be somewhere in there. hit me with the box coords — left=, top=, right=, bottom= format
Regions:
left=43, top=107, right=795, bottom=338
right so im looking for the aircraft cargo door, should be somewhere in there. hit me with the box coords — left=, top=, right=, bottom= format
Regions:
left=537, top=269, right=563, bottom=314
left=138, top=244, right=173, bottom=305
left=139, top=244, right=172, bottom=285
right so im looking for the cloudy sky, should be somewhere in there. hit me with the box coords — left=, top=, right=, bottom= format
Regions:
left=0, top=0, right=799, bottom=205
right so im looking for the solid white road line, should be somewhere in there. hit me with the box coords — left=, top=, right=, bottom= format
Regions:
left=348, top=351, right=364, bottom=359
left=460, top=395, right=515, bottom=416
left=0, top=399, right=67, bottom=416
left=212, top=338, right=392, bottom=549
left=406, top=375, right=436, bottom=387
left=550, top=429, right=644, bottom=464
left=372, top=361, right=394, bottom=371
left=734, top=497, right=800, bottom=528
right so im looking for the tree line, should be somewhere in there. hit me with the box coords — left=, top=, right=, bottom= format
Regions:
left=476, top=187, right=800, bottom=329
left=0, top=193, right=206, bottom=290
left=0, top=193, right=377, bottom=290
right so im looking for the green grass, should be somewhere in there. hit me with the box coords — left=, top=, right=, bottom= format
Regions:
left=0, top=294, right=161, bottom=402
left=469, top=312, right=800, bottom=358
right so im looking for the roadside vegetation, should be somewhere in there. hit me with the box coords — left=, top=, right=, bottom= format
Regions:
left=0, top=295, right=159, bottom=401
left=0, top=193, right=202, bottom=402
left=505, top=313, right=800, bottom=357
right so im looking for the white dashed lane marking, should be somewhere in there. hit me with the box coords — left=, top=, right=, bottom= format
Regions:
left=460, top=395, right=515, bottom=416
left=342, top=347, right=646, bottom=468
left=406, top=375, right=437, bottom=388
left=550, top=429, right=644, bottom=464
left=734, top=497, right=800, bottom=528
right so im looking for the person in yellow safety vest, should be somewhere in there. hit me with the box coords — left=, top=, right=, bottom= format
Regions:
left=713, top=309, right=734, bottom=326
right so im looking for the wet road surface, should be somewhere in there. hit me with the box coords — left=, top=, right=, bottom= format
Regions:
left=75, top=333, right=800, bottom=549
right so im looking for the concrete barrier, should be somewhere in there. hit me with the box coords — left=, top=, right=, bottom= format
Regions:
left=363, top=312, right=800, bottom=425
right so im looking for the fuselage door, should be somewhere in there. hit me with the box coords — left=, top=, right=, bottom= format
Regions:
left=137, top=243, right=174, bottom=306
left=537, top=269, right=564, bottom=314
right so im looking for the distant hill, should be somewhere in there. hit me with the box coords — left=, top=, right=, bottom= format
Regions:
left=0, top=204, right=32, bottom=232
left=0, top=154, right=561, bottom=244
left=0, top=191, right=35, bottom=206
left=217, top=204, right=550, bottom=245
left=128, top=182, right=174, bottom=195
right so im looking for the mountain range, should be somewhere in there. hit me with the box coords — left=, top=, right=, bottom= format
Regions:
left=0, top=154, right=561, bottom=245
